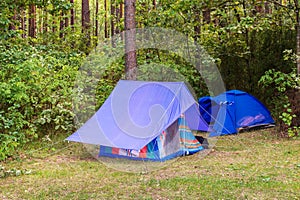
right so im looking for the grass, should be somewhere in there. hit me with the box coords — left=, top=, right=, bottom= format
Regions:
left=1, top=129, right=300, bottom=199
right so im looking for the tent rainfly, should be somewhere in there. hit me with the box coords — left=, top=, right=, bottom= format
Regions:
left=198, top=90, right=275, bottom=136
left=66, top=80, right=209, bottom=161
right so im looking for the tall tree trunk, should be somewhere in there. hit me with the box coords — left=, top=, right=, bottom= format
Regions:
left=295, top=0, right=300, bottom=76
left=120, top=3, right=123, bottom=19
left=95, top=0, right=99, bottom=36
left=124, top=0, right=137, bottom=80
left=115, top=2, right=120, bottom=34
left=28, top=4, right=36, bottom=37
left=43, top=8, right=48, bottom=33
left=111, top=0, right=115, bottom=37
left=82, top=0, right=91, bottom=31
left=120, top=3, right=123, bottom=40
left=82, top=0, right=91, bottom=46
left=20, top=8, right=26, bottom=38
left=153, top=0, right=156, bottom=9
left=104, top=0, right=108, bottom=38
left=70, top=0, right=75, bottom=31
left=38, top=8, right=42, bottom=34
left=65, top=13, right=69, bottom=28
left=193, top=9, right=200, bottom=43
left=60, top=11, right=64, bottom=38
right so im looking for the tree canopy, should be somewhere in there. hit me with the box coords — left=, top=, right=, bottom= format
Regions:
left=0, top=0, right=299, bottom=160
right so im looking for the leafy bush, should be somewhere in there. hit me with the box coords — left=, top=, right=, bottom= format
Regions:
left=0, top=42, right=84, bottom=160
left=259, top=69, right=300, bottom=137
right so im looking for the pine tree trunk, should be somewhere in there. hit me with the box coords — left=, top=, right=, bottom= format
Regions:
left=43, top=9, right=48, bottom=33
left=120, top=3, right=123, bottom=19
left=70, top=0, right=75, bottom=31
left=60, top=11, right=64, bottom=38
left=296, top=6, right=300, bottom=76
left=82, top=0, right=90, bottom=31
left=111, top=0, right=115, bottom=37
left=20, top=8, right=26, bottom=38
left=65, top=14, right=69, bottom=28
left=120, top=3, right=123, bottom=40
left=193, top=9, right=200, bottom=42
left=298, top=28, right=300, bottom=77
left=95, top=0, right=99, bottom=36
left=104, top=0, right=108, bottom=38
left=295, top=0, right=300, bottom=76
left=82, top=0, right=91, bottom=46
left=38, top=8, right=42, bottom=34
left=28, top=4, right=36, bottom=37
left=124, top=0, right=137, bottom=80
left=115, top=3, right=120, bottom=34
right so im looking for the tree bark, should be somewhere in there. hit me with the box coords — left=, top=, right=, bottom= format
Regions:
left=104, top=0, right=108, bottom=38
left=82, top=0, right=91, bottom=46
left=120, top=3, right=123, bottom=19
left=125, top=0, right=137, bottom=80
left=111, top=0, right=115, bottom=37
left=295, top=0, right=300, bottom=76
left=119, top=3, right=123, bottom=40
left=60, top=11, right=64, bottom=38
left=95, top=0, right=99, bottom=36
left=43, top=8, right=48, bottom=33
left=52, top=15, right=56, bottom=33
left=70, top=0, right=75, bottom=31
left=193, top=9, right=200, bottom=43
left=82, top=0, right=90, bottom=31
left=28, top=4, right=36, bottom=37
left=65, top=13, right=69, bottom=28
left=20, top=8, right=26, bottom=38
left=115, top=2, right=120, bottom=34
left=38, top=8, right=42, bottom=34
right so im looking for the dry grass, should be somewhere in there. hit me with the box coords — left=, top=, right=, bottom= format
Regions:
left=1, top=129, right=300, bottom=199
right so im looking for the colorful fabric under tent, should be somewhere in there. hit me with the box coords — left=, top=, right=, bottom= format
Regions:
left=66, top=80, right=209, bottom=161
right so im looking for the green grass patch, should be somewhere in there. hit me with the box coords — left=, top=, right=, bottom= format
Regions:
left=1, top=129, right=300, bottom=199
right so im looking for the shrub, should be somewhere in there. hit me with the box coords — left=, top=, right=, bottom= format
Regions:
left=0, top=43, right=84, bottom=160
left=259, top=69, right=300, bottom=137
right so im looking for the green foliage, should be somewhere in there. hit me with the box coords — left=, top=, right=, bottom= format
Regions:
left=259, top=68, right=299, bottom=137
left=0, top=165, right=32, bottom=178
left=2, top=0, right=300, bottom=158
left=0, top=41, right=84, bottom=160
left=136, top=49, right=209, bottom=97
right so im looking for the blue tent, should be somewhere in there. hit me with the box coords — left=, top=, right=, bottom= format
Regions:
left=199, top=90, right=275, bottom=136
left=67, top=80, right=209, bottom=161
